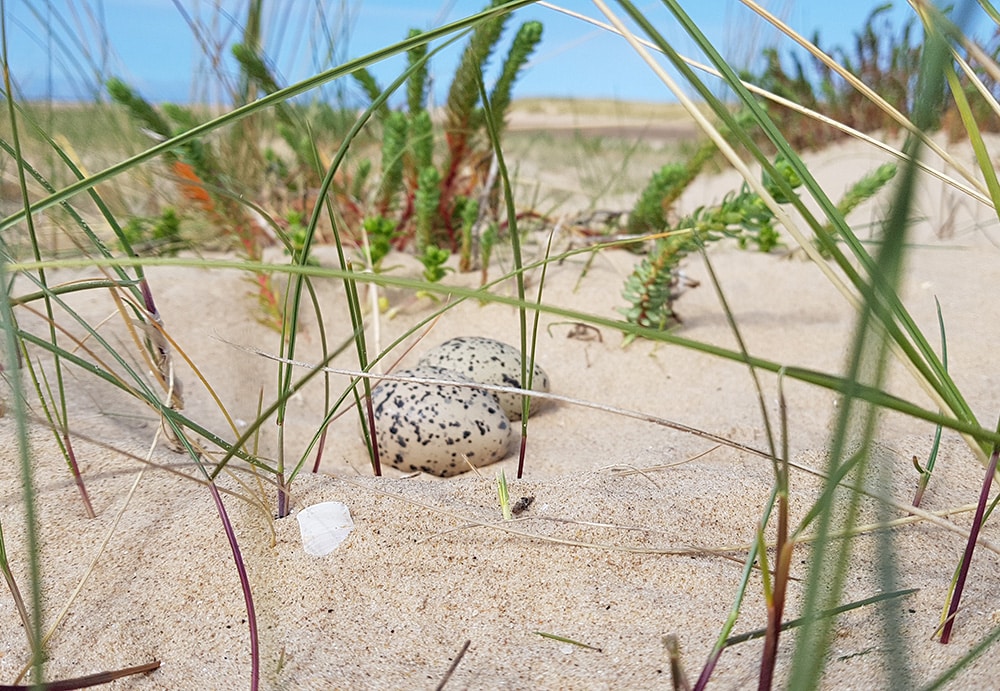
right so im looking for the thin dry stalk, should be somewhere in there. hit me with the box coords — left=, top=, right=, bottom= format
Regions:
left=434, top=639, right=471, bottom=691
left=12, top=431, right=157, bottom=683
left=7, top=660, right=161, bottom=690
left=664, top=634, right=692, bottom=691
left=940, top=440, right=1000, bottom=643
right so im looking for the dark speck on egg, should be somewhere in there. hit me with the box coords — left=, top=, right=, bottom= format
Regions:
left=370, top=366, right=513, bottom=477
left=417, top=337, right=551, bottom=420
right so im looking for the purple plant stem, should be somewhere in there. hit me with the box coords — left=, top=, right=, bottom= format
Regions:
left=516, top=435, right=527, bottom=479
left=208, top=481, right=259, bottom=690
left=312, top=426, right=328, bottom=474
left=365, top=394, right=381, bottom=476
left=63, top=432, right=96, bottom=518
left=940, top=444, right=999, bottom=644
left=758, top=544, right=791, bottom=691
left=693, top=648, right=723, bottom=691
left=139, top=278, right=158, bottom=319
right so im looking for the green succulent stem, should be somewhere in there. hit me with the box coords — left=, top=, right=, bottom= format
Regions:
left=415, top=166, right=442, bottom=252
left=445, top=0, right=509, bottom=160
left=459, top=196, right=480, bottom=272
left=376, top=111, right=408, bottom=214
left=409, top=110, right=434, bottom=175
left=628, top=137, right=718, bottom=235
left=405, top=28, right=430, bottom=116
left=623, top=159, right=896, bottom=334
left=487, top=20, right=543, bottom=133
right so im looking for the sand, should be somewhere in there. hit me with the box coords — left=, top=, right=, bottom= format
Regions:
left=2, top=127, right=1000, bottom=689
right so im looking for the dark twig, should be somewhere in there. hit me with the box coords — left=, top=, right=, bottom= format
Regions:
left=940, top=435, right=1000, bottom=643
left=434, top=639, right=471, bottom=691
left=0, top=660, right=160, bottom=690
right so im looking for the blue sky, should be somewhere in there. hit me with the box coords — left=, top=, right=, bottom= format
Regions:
left=5, top=1, right=965, bottom=105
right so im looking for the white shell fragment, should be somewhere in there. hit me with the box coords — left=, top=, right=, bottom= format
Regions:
left=296, top=502, right=355, bottom=557
left=370, top=366, right=513, bottom=477
left=417, top=336, right=551, bottom=419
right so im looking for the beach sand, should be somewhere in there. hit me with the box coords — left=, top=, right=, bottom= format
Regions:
left=1, top=127, right=1000, bottom=689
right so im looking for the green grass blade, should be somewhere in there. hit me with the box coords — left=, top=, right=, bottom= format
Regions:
left=914, top=298, right=947, bottom=506
left=940, top=43, right=1000, bottom=218
left=787, top=20, right=950, bottom=687
left=922, top=624, right=1000, bottom=690
left=477, top=73, right=531, bottom=476
left=2, top=6, right=52, bottom=675
left=0, top=250, right=45, bottom=685
left=534, top=631, right=602, bottom=652
left=722, top=588, right=919, bottom=648
left=0, top=6, right=45, bottom=652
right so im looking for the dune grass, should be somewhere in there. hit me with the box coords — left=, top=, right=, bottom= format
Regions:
left=2, top=0, right=1000, bottom=687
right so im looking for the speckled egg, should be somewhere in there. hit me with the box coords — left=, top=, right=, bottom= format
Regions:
left=370, top=366, right=513, bottom=477
left=417, top=336, right=550, bottom=420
